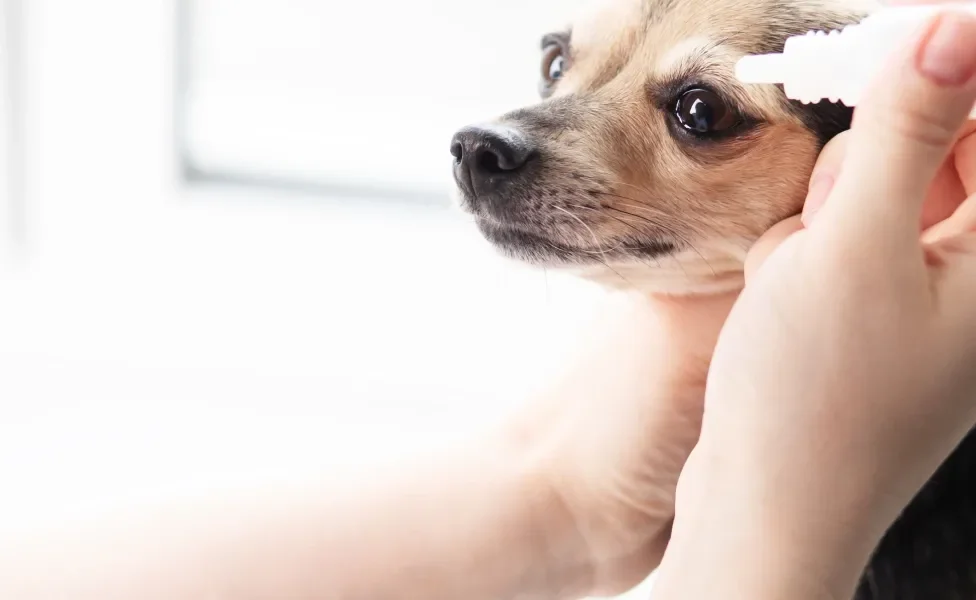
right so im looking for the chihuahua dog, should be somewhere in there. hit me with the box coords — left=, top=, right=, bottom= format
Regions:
left=450, top=0, right=976, bottom=597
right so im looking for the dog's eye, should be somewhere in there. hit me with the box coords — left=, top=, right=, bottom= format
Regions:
left=542, top=45, right=566, bottom=84
left=673, top=88, right=737, bottom=135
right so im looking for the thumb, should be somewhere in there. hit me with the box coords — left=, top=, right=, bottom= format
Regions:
left=819, top=10, right=976, bottom=247
left=744, top=216, right=804, bottom=282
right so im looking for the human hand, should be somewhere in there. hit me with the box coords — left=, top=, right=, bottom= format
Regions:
left=505, top=291, right=735, bottom=596
left=653, top=6, right=976, bottom=599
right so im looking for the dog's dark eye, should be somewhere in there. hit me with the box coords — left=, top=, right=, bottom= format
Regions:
left=542, top=45, right=566, bottom=84
left=673, top=88, right=737, bottom=135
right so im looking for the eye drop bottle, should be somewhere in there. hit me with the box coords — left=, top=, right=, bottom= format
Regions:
left=735, top=2, right=976, bottom=117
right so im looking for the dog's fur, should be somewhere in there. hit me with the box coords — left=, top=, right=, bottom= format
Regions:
left=453, top=0, right=868, bottom=295
left=450, top=0, right=976, bottom=597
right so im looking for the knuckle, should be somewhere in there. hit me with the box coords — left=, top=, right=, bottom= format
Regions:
left=935, top=232, right=976, bottom=256
left=859, top=96, right=960, bottom=150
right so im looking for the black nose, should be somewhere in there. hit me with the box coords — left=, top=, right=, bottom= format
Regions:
left=450, top=126, right=535, bottom=198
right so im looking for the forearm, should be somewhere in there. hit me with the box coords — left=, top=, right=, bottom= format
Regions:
left=311, top=442, right=591, bottom=600
left=0, top=437, right=589, bottom=600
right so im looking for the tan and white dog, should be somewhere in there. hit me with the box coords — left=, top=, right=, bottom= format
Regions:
left=450, top=0, right=976, bottom=598
left=451, top=0, right=873, bottom=295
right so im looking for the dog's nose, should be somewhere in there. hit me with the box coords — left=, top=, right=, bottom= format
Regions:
left=450, top=126, right=534, bottom=197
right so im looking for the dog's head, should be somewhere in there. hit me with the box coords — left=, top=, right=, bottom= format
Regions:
left=450, top=0, right=878, bottom=294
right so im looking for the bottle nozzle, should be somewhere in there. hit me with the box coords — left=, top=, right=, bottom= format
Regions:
left=734, top=5, right=976, bottom=117
left=735, top=53, right=789, bottom=85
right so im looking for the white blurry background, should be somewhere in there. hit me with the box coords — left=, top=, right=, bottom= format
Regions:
left=0, top=0, right=654, bottom=597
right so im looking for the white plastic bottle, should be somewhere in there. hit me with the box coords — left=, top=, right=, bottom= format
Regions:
left=736, top=2, right=976, bottom=117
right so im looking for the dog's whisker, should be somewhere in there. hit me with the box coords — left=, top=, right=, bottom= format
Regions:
left=586, top=189, right=679, bottom=230
left=599, top=191, right=718, bottom=278
left=603, top=197, right=673, bottom=223
left=597, top=259, right=632, bottom=286
left=602, top=204, right=717, bottom=279
left=603, top=206, right=692, bottom=279
left=611, top=205, right=717, bottom=277
left=553, top=206, right=610, bottom=258
left=614, top=180, right=661, bottom=200
left=571, top=204, right=664, bottom=270
left=537, top=237, right=631, bottom=286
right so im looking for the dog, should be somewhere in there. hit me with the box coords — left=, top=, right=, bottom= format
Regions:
left=450, top=0, right=976, bottom=597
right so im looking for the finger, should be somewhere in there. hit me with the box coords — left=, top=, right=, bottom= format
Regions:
left=801, top=132, right=965, bottom=230
left=801, top=133, right=847, bottom=227
left=928, top=233, right=976, bottom=336
left=744, top=215, right=804, bottom=282
left=922, top=192, right=976, bottom=243
left=885, top=0, right=974, bottom=227
left=923, top=155, right=969, bottom=227
left=819, top=10, right=976, bottom=246
left=955, top=122, right=976, bottom=195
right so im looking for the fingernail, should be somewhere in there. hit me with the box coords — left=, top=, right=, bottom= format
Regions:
left=916, top=12, right=976, bottom=86
left=801, top=173, right=834, bottom=227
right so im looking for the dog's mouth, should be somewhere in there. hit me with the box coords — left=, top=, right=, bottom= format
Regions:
left=473, top=214, right=678, bottom=266
left=450, top=124, right=681, bottom=268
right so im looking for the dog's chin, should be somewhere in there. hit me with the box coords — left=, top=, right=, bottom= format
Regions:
left=472, top=216, right=747, bottom=296
left=473, top=216, right=677, bottom=267
left=473, top=217, right=597, bottom=266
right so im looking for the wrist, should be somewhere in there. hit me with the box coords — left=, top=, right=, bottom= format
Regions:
left=503, top=423, right=672, bottom=598
left=479, top=430, right=596, bottom=599
left=656, top=532, right=862, bottom=600
left=528, top=447, right=672, bottom=597
left=656, top=459, right=882, bottom=600
left=663, top=519, right=875, bottom=600
left=502, top=291, right=742, bottom=597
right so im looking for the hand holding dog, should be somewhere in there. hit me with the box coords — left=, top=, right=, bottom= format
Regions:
left=653, top=6, right=976, bottom=599
left=515, top=290, right=736, bottom=595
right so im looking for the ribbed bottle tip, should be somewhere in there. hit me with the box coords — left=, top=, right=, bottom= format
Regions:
left=735, top=53, right=788, bottom=85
